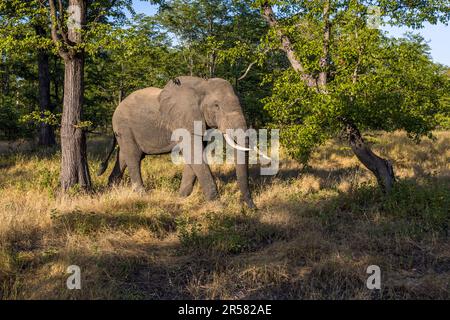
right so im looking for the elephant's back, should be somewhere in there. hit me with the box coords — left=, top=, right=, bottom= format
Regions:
left=113, top=87, right=162, bottom=126
left=118, top=87, right=162, bottom=113
left=112, top=87, right=174, bottom=153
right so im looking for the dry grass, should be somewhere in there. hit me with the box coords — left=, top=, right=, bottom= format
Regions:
left=0, top=131, right=449, bottom=299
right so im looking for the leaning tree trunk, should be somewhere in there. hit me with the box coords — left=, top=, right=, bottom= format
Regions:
left=37, top=48, right=56, bottom=146
left=260, top=1, right=396, bottom=192
left=60, top=54, right=91, bottom=191
left=345, top=121, right=395, bottom=193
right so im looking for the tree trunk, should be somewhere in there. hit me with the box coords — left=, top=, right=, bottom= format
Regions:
left=209, top=51, right=216, bottom=78
left=260, top=1, right=396, bottom=192
left=37, top=45, right=56, bottom=146
left=344, top=121, right=395, bottom=193
left=118, top=63, right=124, bottom=103
left=60, top=54, right=91, bottom=191
left=56, top=0, right=91, bottom=192
left=318, top=0, right=330, bottom=88
left=0, top=50, right=9, bottom=99
left=261, top=2, right=317, bottom=87
left=52, top=55, right=61, bottom=107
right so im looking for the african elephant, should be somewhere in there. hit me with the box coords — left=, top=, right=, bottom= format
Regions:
left=98, top=76, right=256, bottom=208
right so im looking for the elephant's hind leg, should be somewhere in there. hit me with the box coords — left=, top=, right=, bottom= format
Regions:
left=108, top=149, right=126, bottom=185
left=121, top=143, right=145, bottom=192
left=179, top=164, right=197, bottom=197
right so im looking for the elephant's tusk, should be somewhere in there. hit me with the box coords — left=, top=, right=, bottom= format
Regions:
left=223, top=134, right=272, bottom=161
left=255, top=147, right=272, bottom=161
left=223, top=133, right=252, bottom=152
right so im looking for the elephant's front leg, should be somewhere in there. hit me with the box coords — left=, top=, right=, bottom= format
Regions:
left=190, top=163, right=218, bottom=201
left=179, top=164, right=197, bottom=197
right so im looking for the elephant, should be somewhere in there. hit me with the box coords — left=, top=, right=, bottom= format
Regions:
left=97, top=76, right=256, bottom=208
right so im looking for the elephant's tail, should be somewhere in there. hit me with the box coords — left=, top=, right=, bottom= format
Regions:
left=97, top=135, right=117, bottom=176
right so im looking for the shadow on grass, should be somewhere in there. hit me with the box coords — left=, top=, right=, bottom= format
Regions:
left=52, top=209, right=177, bottom=238
left=212, top=164, right=364, bottom=197
left=0, top=145, right=59, bottom=176
left=0, top=135, right=109, bottom=167
left=1, top=170, right=449, bottom=299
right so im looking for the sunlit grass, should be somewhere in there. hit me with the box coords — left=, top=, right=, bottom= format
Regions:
left=0, top=131, right=449, bottom=299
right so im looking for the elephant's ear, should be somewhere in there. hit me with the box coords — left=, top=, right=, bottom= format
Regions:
left=159, top=83, right=206, bottom=135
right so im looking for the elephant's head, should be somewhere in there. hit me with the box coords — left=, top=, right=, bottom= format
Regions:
left=159, top=76, right=255, bottom=208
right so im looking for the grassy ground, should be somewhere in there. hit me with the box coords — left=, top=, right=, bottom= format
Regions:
left=0, top=131, right=449, bottom=299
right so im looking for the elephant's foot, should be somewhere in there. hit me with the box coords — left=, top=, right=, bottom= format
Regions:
left=204, top=190, right=219, bottom=202
left=179, top=185, right=194, bottom=197
left=243, top=197, right=256, bottom=210
left=132, top=184, right=145, bottom=195
left=107, top=177, right=121, bottom=187
left=179, top=165, right=196, bottom=197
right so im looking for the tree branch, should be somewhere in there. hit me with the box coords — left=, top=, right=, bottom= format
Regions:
left=57, top=0, right=72, bottom=46
left=49, top=0, right=60, bottom=43
left=260, top=1, right=317, bottom=87
left=318, top=0, right=331, bottom=87
left=238, top=60, right=258, bottom=81
left=238, top=48, right=270, bottom=81
left=92, top=0, right=119, bottom=24
left=352, top=29, right=363, bottom=84
left=48, top=0, right=69, bottom=59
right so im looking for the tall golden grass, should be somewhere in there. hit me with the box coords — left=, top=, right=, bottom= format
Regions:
left=0, top=131, right=449, bottom=299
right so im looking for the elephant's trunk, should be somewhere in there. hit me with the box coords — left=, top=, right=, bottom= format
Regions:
left=221, top=115, right=256, bottom=209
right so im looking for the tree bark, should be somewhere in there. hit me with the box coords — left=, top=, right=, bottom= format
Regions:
left=36, top=25, right=56, bottom=146
left=49, top=0, right=91, bottom=191
left=209, top=51, right=216, bottom=78
left=0, top=50, right=9, bottom=99
left=344, top=120, right=395, bottom=193
left=318, top=0, right=330, bottom=88
left=60, top=54, right=91, bottom=191
left=52, top=55, right=61, bottom=107
left=261, top=2, right=317, bottom=87
left=260, top=1, right=396, bottom=192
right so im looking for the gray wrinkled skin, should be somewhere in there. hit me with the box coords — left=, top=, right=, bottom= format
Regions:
left=98, top=76, right=255, bottom=209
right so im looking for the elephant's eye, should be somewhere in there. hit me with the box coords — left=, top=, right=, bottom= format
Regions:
left=213, top=103, right=220, bottom=109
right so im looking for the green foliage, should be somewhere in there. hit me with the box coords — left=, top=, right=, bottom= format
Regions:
left=257, top=0, right=449, bottom=162
left=37, top=167, right=59, bottom=197
left=147, top=171, right=183, bottom=191
left=0, top=1, right=52, bottom=53
left=84, top=14, right=181, bottom=130
left=20, top=110, right=61, bottom=127
left=156, top=0, right=271, bottom=127
left=0, top=0, right=449, bottom=169
left=436, top=70, right=450, bottom=129
left=0, top=101, right=22, bottom=139
left=0, top=33, right=47, bottom=139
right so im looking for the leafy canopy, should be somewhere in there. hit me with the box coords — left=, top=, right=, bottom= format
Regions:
left=250, top=0, right=450, bottom=162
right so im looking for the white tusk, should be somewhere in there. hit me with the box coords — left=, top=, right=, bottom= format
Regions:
left=223, top=134, right=252, bottom=152
left=223, top=134, right=272, bottom=161
left=255, top=146, right=272, bottom=161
